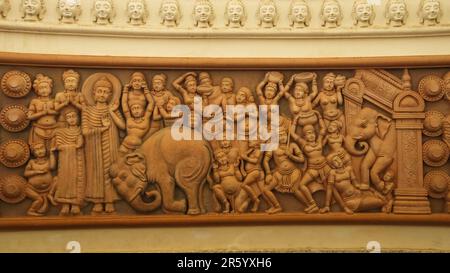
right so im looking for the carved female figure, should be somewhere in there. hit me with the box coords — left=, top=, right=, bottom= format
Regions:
left=257, top=0, right=278, bottom=28
left=256, top=72, right=286, bottom=106
left=120, top=85, right=154, bottom=154
left=55, top=69, right=84, bottom=115
left=173, top=72, right=201, bottom=111
left=24, top=142, right=56, bottom=216
left=418, top=0, right=441, bottom=26
left=385, top=0, right=408, bottom=27
left=82, top=75, right=125, bottom=214
left=239, top=140, right=264, bottom=213
left=51, top=107, right=85, bottom=216
left=212, top=150, right=243, bottom=213
left=312, top=73, right=345, bottom=129
left=27, top=74, right=58, bottom=149
left=291, top=124, right=330, bottom=213
left=323, top=120, right=351, bottom=166
left=193, top=0, right=214, bottom=28
left=57, top=0, right=81, bottom=24
left=320, top=0, right=343, bottom=28
left=21, top=0, right=46, bottom=21
left=127, top=0, right=148, bottom=26
left=225, top=0, right=246, bottom=28
left=0, top=0, right=11, bottom=18
left=289, top=0, right=311, bottom=28
left=159, top=0, right=181, bottom=27
left=155, top=96, right=181, bottom=128
left=92, top=0, right=114, bottom=25
left=352, top=0, right=375, bottom=28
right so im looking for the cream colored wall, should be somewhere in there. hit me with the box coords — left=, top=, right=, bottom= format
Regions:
left=0, top=0, right=449, bottom=253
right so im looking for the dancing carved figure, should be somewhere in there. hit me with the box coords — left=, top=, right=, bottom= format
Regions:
left=385, top=0, right=408, bottom=27
left=27, top=74, right=58, bottom=149
left=81, top=74, right=125, bottom=215
left=257, top=0, right=278, bottom=28
left=159, top=0, right=181, bottom=27
left=92, top=0, right=114, bottom=25
left=0, top=0, right=10, bottom=18
left=120, top=83, right=155, bottom=154
left=51, top=108, right=85, bottom=216
left=21, top=0, right=45, bottom=21
left=126, top=0, right=148, bottom=26
left=211, top=150, right=243, bottom=213
left=344, top=108, right=396, bottom=194
left=352, top=0, right=375, bottom=27
left=55, top=69, right=84, bottom=114
left=193, top=0, right=214, bottom=28
left=418, top=0, right=441, bottom=26
left=289, top=0, right=311, bottom=28
left=57, top=0, right=82, bottom=24
left=324, top=120, right=351, bottom=166
left=320, top=0, right=343, bottom=28
left=225, top=0, right=246, bottom=28
left=24, top=142, right=56, bottom=216
left=239, top=140, right=264, bottom=213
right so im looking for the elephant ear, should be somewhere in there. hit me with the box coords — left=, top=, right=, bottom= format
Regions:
left=376, top=115, right=392, bottom=140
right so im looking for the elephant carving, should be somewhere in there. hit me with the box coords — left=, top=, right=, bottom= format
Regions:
left=344, top=108, right=396, bottom=194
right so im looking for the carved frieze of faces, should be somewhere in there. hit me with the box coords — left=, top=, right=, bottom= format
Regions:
left=385, top=0, right=408, bottom=27
left=159, top=0, right=181, bottom=27
left=127, top=0, right=148, bottom=26
left=21, top=0, right=46, bottom=22
left=57, top=0, right=81, bottom=24
left=418, top=0, right=442, bottom=26
left=257, top=0, right=278, bottom=28
left=225, top=0, right=246, bottom=28
left=193, top=0, right=214, bottom=28
left=352, top=0, right=375, bottom=27
left=289, top=0, right=311, bottom=28
left=320, top=0, right=343, bottom=28
left=0, top=0, right=11, bottom=18
left=92, top=0, right=115, bottom=25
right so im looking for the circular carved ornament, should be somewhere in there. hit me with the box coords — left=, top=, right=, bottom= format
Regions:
left=1, top=70, right=32, bottom=98
left=0, top=139, right=30, bottom=168
left=418, top=75, right=445, bottom=102
left=0, top=174, right=27, bottom=204
left=0, top=105, right=30, bottom=132
left=423, top=140, right=449, bottom=167
left=423, top=111, right=445, bottom=137
left=424, top=171, right=450, bottom=199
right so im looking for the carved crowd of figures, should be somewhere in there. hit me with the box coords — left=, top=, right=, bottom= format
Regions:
left=0, top=0, right=444, bottom=28
left=0, top=66, right=414, bottom=217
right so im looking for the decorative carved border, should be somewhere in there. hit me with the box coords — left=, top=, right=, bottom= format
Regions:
left=0, top=51, right=449, bottom=229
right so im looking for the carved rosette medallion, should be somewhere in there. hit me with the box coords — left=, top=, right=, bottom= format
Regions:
left=424, top=171, right=450, bottom=199
left=423, top=139, right=449, bottom=167
left=0, top=105, right=30, bottom=132
left=418, top=75, right=445, bottom=102
left=0, top=174, right=27, bottom=204
left=1, top=70, right=32, bottom=98
left=423, top=110, right=445, bottom=137
left=0, top=139, right=30, bottom=168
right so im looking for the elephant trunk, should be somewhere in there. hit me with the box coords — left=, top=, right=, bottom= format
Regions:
left=344, top=135, right=370, bottom=156
left=129, top=190, right=162, bottom=212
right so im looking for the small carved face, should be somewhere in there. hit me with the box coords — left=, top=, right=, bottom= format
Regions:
left=32, top=143, right=46, bottom=158
left=227, top=2, right=244, bottom=24
left=64, top=76, right=79, bottom=91
left=328, top=122, right=338, bottom=133
left=291, top=3, right=308, bottom=24
left=37, top=82, right=51, bottom=97
left=279, top=131, right=288, bottom=144
left=94, top=0, right=112, bottom=20
left=388, top=2, right=406, bottom=21
left=152, top=79, right=164, bottom=92
left=23, top=0, right=42, bottom=16
left=323, top=2, right=340, bottom=23
left=166, top=98, right=177, bottom=111
left=323, top=77, right=335, bottom=91
left=94, top=86, right=112, bottom=103
left=194, top=4, right=212, bottom=24
left=422, top=0, right=440, bottom=20
left=293, top=85, right=307, bottom=99
left=331, top=155, right=343, bottom=169
left=161, top=2, right=178, bottom=22
left=127, top=0, right=145, bottom=21
left=131, top=76, right=144, bottom=90
left=236, top=90, right=247, bottom=104
left=185, top=80, right=197, bottom=94
left=260, top=4, right=276, bottom=23
left=130, top=104, right=144, bottom=118
left=221, top=79, right=233, bottom=93
left=264, top=85, right=276, bottom=99
left=65, top=111, right=79, bottom=126
left=303, top=127, right=316, bottom=142
left=355, top=3, right=372, bottom=22
left=58, top=0, right=78, bottom=19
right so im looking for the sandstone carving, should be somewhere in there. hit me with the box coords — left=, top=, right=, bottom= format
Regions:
left=0, top=105, right=30, bottom=132
left=225, top=0, right=246, bottom=28
left=289, top=0, right=311, bottom=28
left=126, top=0, right=148, bottom=26
left=193, top=0, right=214, bottom=28
left=418, top=75, right=444, bottom=102
left=418, top=0, right=441, bottom=26
left=1, top=70, right=32, bottom=98
left=0, top=0, right=10, bottom=18
left=0, top=139, right=30, bottom=168
left=320, top=0, right=343, bottom=28
left=423, top=110, right=444, bottom=137
left=424, top=171, right=449, bottom=199
left=385, top=0, right=408, bottom=27
left=57, top=0, right=81, bottom=24
left=352, top=0, right=375, bottom=28
left=21, top=0, right=46, bottom=22
left=0, top=174, right=27, bottom=204
left=159, top=0, right=181, bottom=27
left=92, top=0, right=115, bottom=25
left=257, top=0, right=278, bottom=28
left=423, top=139, right=449, bottom=167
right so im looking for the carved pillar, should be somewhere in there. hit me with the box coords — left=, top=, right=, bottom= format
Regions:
left=343, top=78, right=364, bottom=135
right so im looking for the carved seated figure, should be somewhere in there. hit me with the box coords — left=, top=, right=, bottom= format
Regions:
left=24, top=142, right=56, bottom=216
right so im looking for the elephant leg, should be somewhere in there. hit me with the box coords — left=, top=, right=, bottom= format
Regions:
left=159, top=176, right=186, bottom=213
left=183, top=182, right=201, bottom=215
left=370, top=156, right=394, bottom=192
left=359, top=149, right=376, bottom=190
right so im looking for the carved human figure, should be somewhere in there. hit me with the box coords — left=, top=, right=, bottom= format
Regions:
left=323, top=120, right=351, bottom=166
left=159, top=0, right=181, bottom=27
left=352, top=0, right=375, bottom=27
left=312, top=73, right=345, bottom=130
left=263, top=129, right=305, bottom=212
left=193, top=0, right=214, bottom=28
left=82, top=76, right=125, bottom=214
left=173, top=72, right=204, bottom=129
left=291, top=124, right=330, bottom=213
left=0, top=0, right=11, bottom=18
left=212, top=150, right=243, bottom=213
left=418, top=0, right=441, bottom=26
left=257, top=0, right=278, bottom=28
left=385, top=0, right=408, bottom=27
left=225, top=0, right=246, bottom=28
left=321, top=153, right=389, bottom=214
left=288, top=0, right=311, bottom=28
left=27, top=74, right=58, bottom=150
left=320, top=0, right=343, bottom=28
left=55, top=70, right=85, bottom=118
left=150, top=73, right=177, bottom=135
left=239, top=140, right=264, bottom=213
left=256, top=72, right=286, bottom=106
left=220, top=77, right=236, bottom=111
left=24, top=142, right=56, bottom=216
left=120, top=84, right=154, bottom=154
left=57, top=0, right=82, bottom=24
left=92, top=0, right=114, bottom=25
left=127, top=0, right=148, bottom=26
left=21, top=0, right=46, bottom=21
left=155, top=96, right=181, bottom=128
left=50, top=108, right=85, bottom=216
